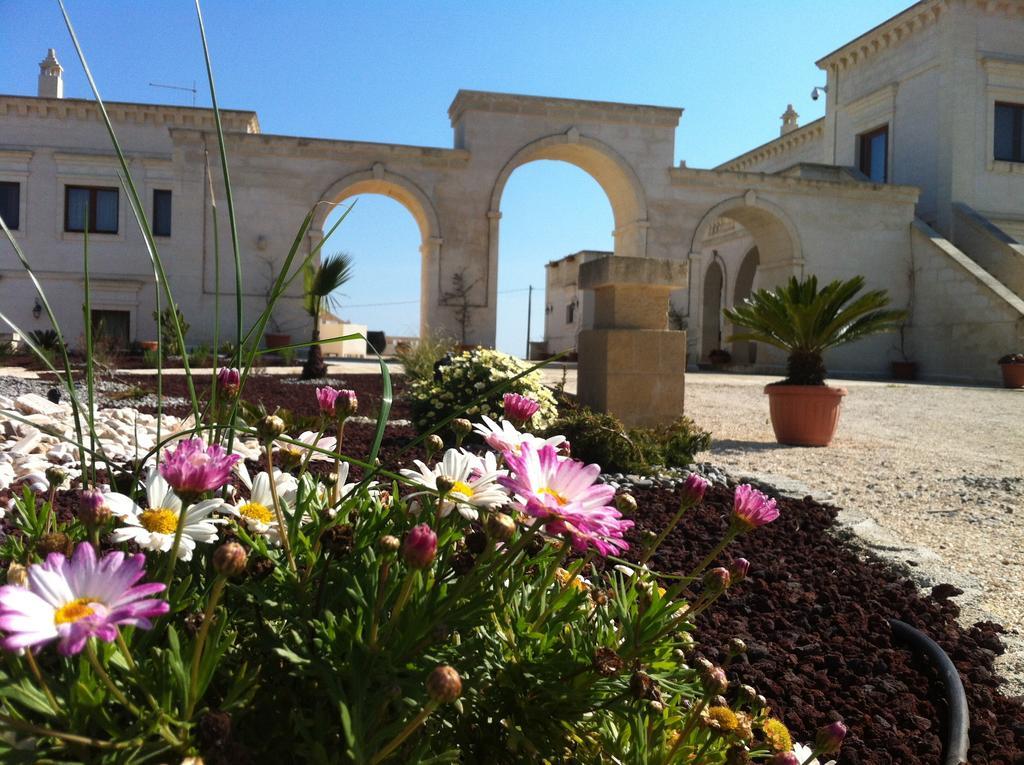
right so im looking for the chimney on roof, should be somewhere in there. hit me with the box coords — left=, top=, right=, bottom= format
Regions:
left=38, top=49, right=64, bottom=99
left=780, top=104, right=799, bottom=136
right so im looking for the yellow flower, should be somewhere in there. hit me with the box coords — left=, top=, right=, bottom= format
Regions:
left=703, top=706, right=739, bottom=732
left=762, top=718, right=792, bottom=753
left=554, top=567, right=590, bottom=592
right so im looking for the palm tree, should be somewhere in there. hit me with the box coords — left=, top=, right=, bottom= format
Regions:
left=723, top=275, right=905, bottom=385
left=300, top=252, right=354, bottom=380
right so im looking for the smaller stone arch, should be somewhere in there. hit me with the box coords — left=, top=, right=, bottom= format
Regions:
left=731, top=246, right=760, bottom=363
left=689, top=193, right=803, bottom=274
left=701, top=256, right=726, bottom=361
left=313, top=167, right=442, bottom=244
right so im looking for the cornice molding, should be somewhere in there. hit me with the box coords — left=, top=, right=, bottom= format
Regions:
left=715, top=118, right=824, bottom=173
left=0, top=94, right=260, bottom=133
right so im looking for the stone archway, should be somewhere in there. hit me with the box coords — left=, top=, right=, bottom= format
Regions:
left=701, top=258, right=724, bottom=360
left=313, top=166, right=443, bottom=334
left=732, top=246, right=760, bottom=363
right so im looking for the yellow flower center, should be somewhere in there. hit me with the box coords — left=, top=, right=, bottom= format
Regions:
left=239, top=501, right=275, bottom=524
left=450, top=481, right=475, bottom=498
left=538, top=487, right=568, bottom=506
left=139, top=508, right=180, bottom=535
left=54, top=598, right=96, bottom=625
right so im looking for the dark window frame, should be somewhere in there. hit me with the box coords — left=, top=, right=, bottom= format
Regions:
left=64, top=185, right=119, bottom=234
left=858, top=125, right=889, bottom=183
left=565, top=302, right=575, bottom=324
left=0, top=181, right=20, bottom=231
left=994, top=101, right=1024, bottom=163
left=152, top=189, right=172, bottom=237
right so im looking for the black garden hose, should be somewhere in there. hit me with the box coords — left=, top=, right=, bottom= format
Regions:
left=889, top=619, right=970, bottom=765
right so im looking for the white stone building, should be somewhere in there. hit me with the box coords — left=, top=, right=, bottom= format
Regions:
left=2, top=0, right=1023, bottom=386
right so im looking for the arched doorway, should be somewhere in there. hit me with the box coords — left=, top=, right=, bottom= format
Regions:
left=701, top=259, right=724, bottom=360
left=313, top=170, right=441, bottom=347
left=690, top=196, right=802, bottom=367
left=486, top=133, right=649, bottom=356
left=732, top=246, right=759, bottom=363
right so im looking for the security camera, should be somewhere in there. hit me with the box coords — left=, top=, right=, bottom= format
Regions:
left=811, top=86, right=828, bottom=101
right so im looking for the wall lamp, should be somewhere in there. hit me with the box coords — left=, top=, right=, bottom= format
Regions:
left=32, top=298, right=42, bottom=320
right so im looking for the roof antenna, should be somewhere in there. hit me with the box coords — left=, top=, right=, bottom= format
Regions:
left=148, top=80, right=197, bottom=107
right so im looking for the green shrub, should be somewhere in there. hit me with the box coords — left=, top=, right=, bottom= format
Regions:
left=408, top=347, right=558, bottom=433
left=152, top=304, right=190, bottom=358
left=545, top=407, right=711, bottom=473
left=28, top=328, right=62, bottom=351
left=396, top=330, right=455, bottom=382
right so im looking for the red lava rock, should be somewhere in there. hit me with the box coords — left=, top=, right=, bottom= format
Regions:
left=615, top=482, right=1024, bottom=763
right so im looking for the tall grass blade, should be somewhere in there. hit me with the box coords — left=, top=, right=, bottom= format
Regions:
left=81, top=209, right=96, bottom=483
left=58, top=1, right=200, bottom=420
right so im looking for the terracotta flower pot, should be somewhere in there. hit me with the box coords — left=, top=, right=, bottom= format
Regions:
left=1000, top=363, right=1024, bottom=389
left=264, top=333, right=291, bottom=350
left=138, top=340, right=159, bottom=352
left=764, top=384, right=848, bottom=447
left=891, top=361, right=918, bottom=380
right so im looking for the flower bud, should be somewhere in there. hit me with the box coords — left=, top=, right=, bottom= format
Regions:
left=213, top=542, right=248, bottom=577
left=729, top=558, right=751, bottom=583
left=502, top=392, right=540, bottom=425
left=256, top=414, right=286, bottom=442
left=426, top=665, right=462, bottom=703
left=336, top=389, right=358, bottom=419
left=703, top=567, right=731, bottom=595
left=435, top=475, right=456, bottom=496
left=451, top=418, right=472, bottom=437
left=485, top=512, right=516, bottom=543
left=768, top=755, right=799, bottom=765
left=681, top=473, right=710, bottom=507
left=815, top=721, right=848, bottom=753
left=6, top=563, right=28, bottom=587
left=728, top=637, right=747, bottom=656
left=629, top=670, right=656, bottom=700
left=77, top=488, right=111, bottom=528
left=702, top=664, right=728, bottom=694
left=739, top=684, right=758, bottom=700
left=379, top=534, right=401, bottom=554
left=647, top=699, right=664, bottom=714
left=557, top=440, right=571, bottom=458
left=425, top=434, right=444, bottom=458
left=217, top=367, right=241, bottom=397
left=615, top=493, right=638, bottom=515
left=45, top=466, right=67, bottom=489
left=36, top=532, right=72, bottom=557
left=402, top=524, right=437, bottom=569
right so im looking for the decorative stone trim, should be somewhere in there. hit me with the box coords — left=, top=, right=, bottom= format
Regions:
left=447, top=89, right=682, bottom=128
left=715, top=119, right=824, bottom=172
left=0, top=95, right=259, bottom=133
left=815, top=0, right=946, bottom=73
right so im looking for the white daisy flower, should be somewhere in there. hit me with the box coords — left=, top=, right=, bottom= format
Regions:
left=472, top=415, right=565, bottom=456
left=793, top=743, right=836, bottom=765
left=274, top=431, right=337, bottom=467
left=400, top=447, right=508, bottom=521
left=222, top=462, right=298, bottom=545
left=105, top=470, right=224, bottom=561
left=325, top=462, right=378, bottom=517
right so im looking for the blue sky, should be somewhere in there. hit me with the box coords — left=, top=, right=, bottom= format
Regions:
left=1, top=0, right=909, bottom=354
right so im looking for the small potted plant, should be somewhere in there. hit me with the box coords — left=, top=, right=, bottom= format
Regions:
left=724, top=275, right=905, bottom=446
left=708, top=348, right=732, bottom=368
left=891, top=324, right=917, bottom=380
left=998, top=353, right=1024, bottom=388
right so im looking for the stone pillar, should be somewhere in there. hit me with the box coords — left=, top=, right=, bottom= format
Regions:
left=577, top=255, right=688, bottom=427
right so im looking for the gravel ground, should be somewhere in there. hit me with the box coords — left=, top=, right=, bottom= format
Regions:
left=684, top=372, right=1024, bottom=630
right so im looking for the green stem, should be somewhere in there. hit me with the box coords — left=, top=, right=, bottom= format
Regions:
left=299, top=420, right=327, bottom=476
left=24, top=649, right=60, bottom=715
left=265, top=444, right=297, bottom=572
left=85, top=641, right=140, bottom=717
left=368, top=701, right=439, bottom=764
left=639, top=499, right=693, bottom=566
left=0, top=712, right=135, bottom=749
left=388, top=570, right=417, bottom=628
left=186, top=576, right=226, bottom=718
left=368, top=560, right=391, bottom=651
left=162, top=497, right=194, bottom=587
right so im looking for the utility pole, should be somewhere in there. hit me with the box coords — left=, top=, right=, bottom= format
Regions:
left=525, top=285, right=533, bottom=360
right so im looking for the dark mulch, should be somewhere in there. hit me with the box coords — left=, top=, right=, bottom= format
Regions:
left=618, top=482, right=1024, bottom=764
left=125, top=372, right=411, bottom=422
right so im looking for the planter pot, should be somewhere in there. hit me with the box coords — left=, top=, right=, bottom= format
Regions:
left=891, top=360, right=918, bottom=380
left=764, top=384, right=848, bottom=447
left=1000, top=362, right=1024, bottom=389
left=137, top=340, right=159, bottom=353
left=264, top=333, right=291, bottom=350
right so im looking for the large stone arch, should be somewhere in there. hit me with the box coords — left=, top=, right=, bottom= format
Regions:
left=312, top=166, right=443, bottom=335
left=689, top=193, right=802, bottom=275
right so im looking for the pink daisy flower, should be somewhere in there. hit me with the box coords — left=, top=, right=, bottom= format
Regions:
left=0, top=543, right=168, bottom=656
left=502, top=393, right=540, bottom=425
left=316, top=386, right=341, bottom=415
left=159, top=437, right=239, bottom=496
left=500, top=443, right=632, bottom=556
left=731, top=484, right=779, bottom=531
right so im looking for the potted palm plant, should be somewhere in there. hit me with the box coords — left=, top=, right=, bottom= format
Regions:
left=724, top=275, right=905, bottom=446
left=300, top=251, right=353, bottom=380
